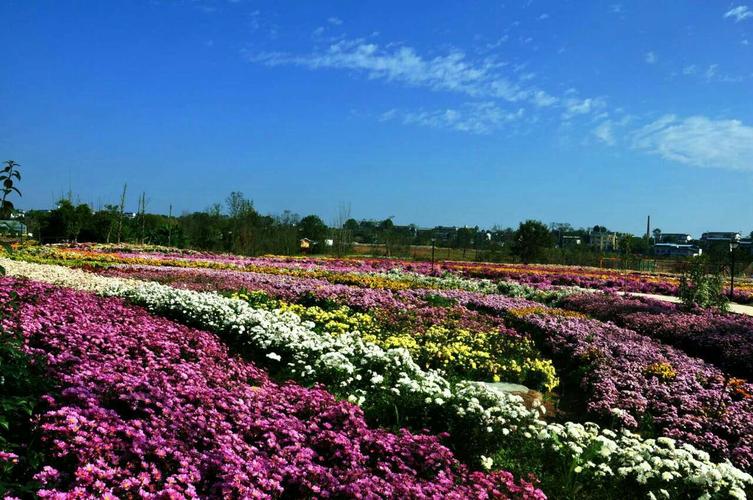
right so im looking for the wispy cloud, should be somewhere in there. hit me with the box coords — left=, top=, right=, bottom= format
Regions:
left=248, top=39, right=575, bottom=112
left=327, top=16, right=343, bottom=26
left=682, top=64, right=697, bottom=75
left=593, top=120, right=615, bottom=145
left=724, top=5, right=753, bottom=22
left=562, top=96, right=606, bottom=119
left=644, top=51, right=657, bottom=64
left=632, top=115, right=753, bottom=171
left=381, top=102, right=525, bottom=134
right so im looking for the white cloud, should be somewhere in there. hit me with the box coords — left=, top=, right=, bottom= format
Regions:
left=562, top=97, right=606, bottom=119
left=381, top=102, right=525, bottom=134
left=538, top=13, right=550, bottom=20
left=682, top=64, right=697, bottom=75
left=593, top=120, right=615, bottom=145
left=632, top=115, right=753, bottom=171
left=610, top=4, right=624, bottom=14
left=248, top=39, right=580, bottom=112
left=724, top=5, right=753, bottom=22
left=645, top=51, right=657, bottom=64
left=327, top=16, right=343, bottom=25
left=532, top=90, right=557, bottom=107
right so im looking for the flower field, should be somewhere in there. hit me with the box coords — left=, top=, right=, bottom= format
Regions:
left=2, top=244, right=753, bottom=499
left=11, top=243, right=753, bottom=303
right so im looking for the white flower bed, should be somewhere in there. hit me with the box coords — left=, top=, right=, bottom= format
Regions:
left=2, top=257, right=750, bottom=498
left=371, top=268, right=576, bottom=301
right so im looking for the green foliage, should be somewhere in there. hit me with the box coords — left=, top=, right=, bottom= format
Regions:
left=512, top=220, right=554, bottom=264
left=298, top=214, right=329, bottom=244
left=678, top=256, right=729, bottom=311
left=0, top=291, right=52, bottom=496
left=0, top=161, right=22, bottom=220
left=423, top=294, right=457, bottom=308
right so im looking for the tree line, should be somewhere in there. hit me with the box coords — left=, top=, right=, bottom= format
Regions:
left=16, top=193, right=674, bottom=264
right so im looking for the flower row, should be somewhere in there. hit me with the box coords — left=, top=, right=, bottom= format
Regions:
left=3, top=257, right=750, bottom=498
left=231, top=290, right=559, bottom=391
left=95, top=260, right=753, bottom=472
left=1, top=277, right=544, bottom=498
left=559, top=292, right=753, bottom=380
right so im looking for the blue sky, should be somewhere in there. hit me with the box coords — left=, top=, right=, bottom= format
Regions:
left=1, top=1, right=752, bottom=236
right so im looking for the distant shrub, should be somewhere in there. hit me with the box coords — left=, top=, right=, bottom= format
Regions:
left=678, top=257, right=728, bottom=312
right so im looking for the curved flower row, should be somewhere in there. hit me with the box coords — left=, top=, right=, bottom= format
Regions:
left=90, top=261, right=753, bottom=472
left=2, top=258, right=750, bottom=498
left=559, top=292, right=753, bottom=380
left=1, top=277, right=542, bottom=498
left=231, top=290, right=559, bottom=391
left=498, top=307, right=753, bottom=472
left=88, top=261, right=753, bottom=471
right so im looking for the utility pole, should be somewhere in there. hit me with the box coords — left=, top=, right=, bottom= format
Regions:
left=116, top=183, right=127, bottom=244
left=168, top=203, right=173, bottom=247
left=431, top=238, right=436, bottom=271
left=139, top=192, right=147, bottom=244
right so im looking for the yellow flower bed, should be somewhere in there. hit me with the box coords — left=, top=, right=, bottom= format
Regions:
left=231, top=291, right=559, bottom=392
left=643, top=362, right=677, bottom=381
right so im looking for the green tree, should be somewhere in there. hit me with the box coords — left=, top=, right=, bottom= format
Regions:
left=678, top=256, right=728, bottom=311
left=298, top=215, right=328, bottom=245
left=512, top=220, right=553, bottom=264
left=44, top=200, right=92, bottom=242
left=0, top=161, right=22, bottom=220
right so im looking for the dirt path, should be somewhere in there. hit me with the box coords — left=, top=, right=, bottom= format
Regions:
left=621, top=291, right=753, bottom=316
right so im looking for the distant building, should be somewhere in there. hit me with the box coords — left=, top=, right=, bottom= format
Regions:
left=700, top=232, right=741, bottom=242
left=740, top=238, right=753, bottom=255
left=654, top=243, right=702, bottom=257
left=561, top=235, right=582, bottom=247
left=590, top=231, right=618, bottom=251
left=432, top=226, right=457, bottom=243
left=658, top=233, right=692, bottom=244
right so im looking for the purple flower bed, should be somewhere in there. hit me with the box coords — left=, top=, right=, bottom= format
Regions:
left=92, top=264, right=753, bottom=471
left=560, top=293, right=753, bottom=380
left=0, top=277, right=543, bottom=498
left=509, top=311, right=753, bottom=471
left=68, top=245, right=753, bottom=304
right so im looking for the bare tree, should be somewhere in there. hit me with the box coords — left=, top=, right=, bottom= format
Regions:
left=332, top=202, right=352, bottom=257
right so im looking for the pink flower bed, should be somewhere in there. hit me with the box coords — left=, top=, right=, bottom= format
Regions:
left=0, top=277, right=543, bottom=499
